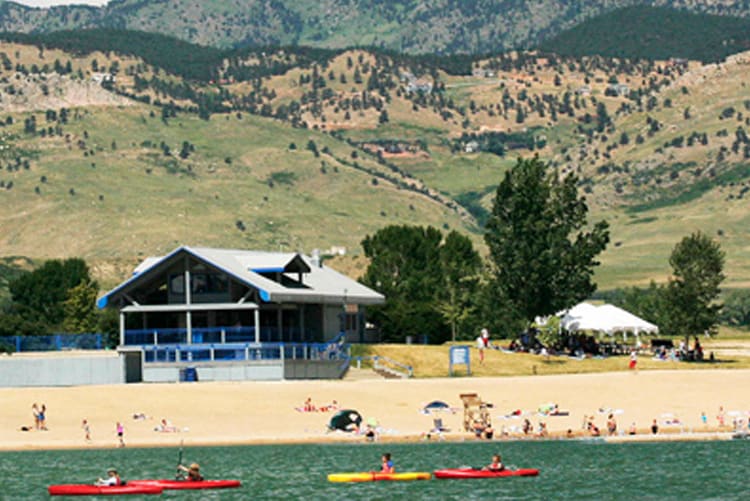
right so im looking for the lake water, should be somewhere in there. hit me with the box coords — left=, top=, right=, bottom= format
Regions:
left=0, top=439, right=746, bottom=500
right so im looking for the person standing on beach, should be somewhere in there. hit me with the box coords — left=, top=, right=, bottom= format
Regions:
left=476, top=334, right=485, bottom=364
left=606, top=414, right=617, bottom=436
left=38, top=404, right=47, bottom=430
left=82, top=419, right=91, bottom=442
left=32, top=403, right=40, bottom=430
left=116, top=422, right=125, bottom=447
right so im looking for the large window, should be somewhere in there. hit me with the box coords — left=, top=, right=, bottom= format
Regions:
left=169, top=273, right=229, bottom=295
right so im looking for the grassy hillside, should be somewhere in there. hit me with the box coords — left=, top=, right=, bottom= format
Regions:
left=2, top=1, right=750, bottom=55
left=540, top=6, right=750, bottom=62
left=0, top=36, right=749, bottom=292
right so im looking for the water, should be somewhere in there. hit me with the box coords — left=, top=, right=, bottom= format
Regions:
left=0, top=440, right=746, bottom=500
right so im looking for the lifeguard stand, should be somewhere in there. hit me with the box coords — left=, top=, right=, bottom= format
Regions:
left=460, top=393, right=492, bottom=431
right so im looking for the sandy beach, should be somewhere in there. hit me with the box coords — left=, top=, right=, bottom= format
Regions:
left=2, top=369, right=748, bottom=451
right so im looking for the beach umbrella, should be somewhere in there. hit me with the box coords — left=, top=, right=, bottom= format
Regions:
left=328, top=409, right=362, bottom=432
left=422, top=401, right=452, bottom=413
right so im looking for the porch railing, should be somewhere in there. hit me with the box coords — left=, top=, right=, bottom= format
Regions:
left=124, top=326, right=310, bottom=346
left=141, top=335, right=351, bottom=365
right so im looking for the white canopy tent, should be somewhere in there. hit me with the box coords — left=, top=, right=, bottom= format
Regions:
left=561, top=302, right=658, bottom=336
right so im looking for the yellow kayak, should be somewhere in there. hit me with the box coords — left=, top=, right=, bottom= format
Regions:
left=328, top=472, right=432, bottom=482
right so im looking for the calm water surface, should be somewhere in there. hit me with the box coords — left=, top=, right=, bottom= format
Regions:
left=0, top=440, right=746, bottom=500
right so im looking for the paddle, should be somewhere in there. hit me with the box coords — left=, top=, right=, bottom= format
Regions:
left=175, top=440, right=184, bottom=480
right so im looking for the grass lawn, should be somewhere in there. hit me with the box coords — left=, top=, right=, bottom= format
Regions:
left=351, top=327, right=750, bottom=378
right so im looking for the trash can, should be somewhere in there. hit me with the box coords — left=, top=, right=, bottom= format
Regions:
left=182, top=367, right=198, bottom=382
left=405, top=336, right=414, bottom=345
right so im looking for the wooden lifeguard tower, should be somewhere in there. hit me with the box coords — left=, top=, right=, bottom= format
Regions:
left=460, top=393, right=492, bottom=431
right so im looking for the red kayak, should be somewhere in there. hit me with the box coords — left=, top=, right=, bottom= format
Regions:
left=434, top=468, right=540, bottom=479
left=48, top=484, right=163, bottom=496
left=128, top=479, right=241, bottom=490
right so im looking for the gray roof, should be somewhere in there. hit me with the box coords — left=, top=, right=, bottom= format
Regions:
left=98, top=245, right=384, bottom=308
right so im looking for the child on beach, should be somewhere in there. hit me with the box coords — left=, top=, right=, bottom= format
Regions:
left=629, top=351, right=637, bottom=370
left=82, top=419, right=91, bottom=442
left=380, top=453, right=395, bottom=473
left=116, top=422, right=125, bottom=447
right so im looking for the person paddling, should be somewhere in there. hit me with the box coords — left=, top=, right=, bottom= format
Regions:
left=177, top=463, right=204, bottom=481
left=380, top=453, right=395, bottom=473
left=482, top=454, right=505, bottom=472
left=95, top=468, right=122, bottom=486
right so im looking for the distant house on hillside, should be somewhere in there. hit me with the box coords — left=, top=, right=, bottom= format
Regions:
left=91, top=72, right=115, bottom=85
left=464, top=140, right=480, bottom=153
left=575, top=85, right=591, bottom=96
left=606, top=83, right=630, bottom=97
left=472, top=68, right=496, bottom=78
left=97, top=246, right=384, bottom=382
left=406, top=79, right=433, bottom=94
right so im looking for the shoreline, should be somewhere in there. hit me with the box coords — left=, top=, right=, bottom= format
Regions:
left=1, top=369, right=748, bottom=453
left=0, top=428, right=740, bottom=453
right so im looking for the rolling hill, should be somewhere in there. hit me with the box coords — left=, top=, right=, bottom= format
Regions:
left=0, top=30, right=748, bottom=293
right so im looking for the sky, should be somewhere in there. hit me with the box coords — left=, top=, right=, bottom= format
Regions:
left=10, top=0, right=109, bottom=7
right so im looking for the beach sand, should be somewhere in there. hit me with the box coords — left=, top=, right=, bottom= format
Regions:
left=2, top=369, right=748, bottom=451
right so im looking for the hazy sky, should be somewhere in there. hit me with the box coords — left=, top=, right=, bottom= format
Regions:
left=10, top=0, right=109, bottom=7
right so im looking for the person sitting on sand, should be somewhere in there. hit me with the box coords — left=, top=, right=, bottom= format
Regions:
left=95, top=468, right=121, bottom=486
left=483, top=454, right=505, bottom=472
left=155, top=418, right=178, bottom=433
left=522, top=418, right=532, bottom=435
left=177, top=463, right=204, bottom=481
left=380, top=453, right=395, bottom=473
left=587, top=418, right=600, bottom=437
left=628, top=422, right=637, bottom=435
left=303, top=397, right=316, bottom=412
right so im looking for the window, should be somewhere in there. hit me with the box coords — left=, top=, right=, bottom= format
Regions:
left=169, top=273, right=229, bottom=295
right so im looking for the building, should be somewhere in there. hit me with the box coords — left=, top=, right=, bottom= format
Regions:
left=98, top=246, right=384, bottom=383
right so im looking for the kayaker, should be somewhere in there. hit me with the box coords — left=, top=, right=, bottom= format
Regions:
left=380, top=453, right=395, bottom=473
left=483, top=454, right=505, bottom=472
left=95, top=468, right=122, bottom=486
left=177, top=462, right=204, bottom=481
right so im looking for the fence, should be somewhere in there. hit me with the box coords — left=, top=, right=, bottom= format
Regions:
left=0, top=334, right=104, bottom=353
left=141, top=331, right=351, bottom=365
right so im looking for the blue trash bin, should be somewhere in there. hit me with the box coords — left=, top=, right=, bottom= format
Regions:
left=183, top=367, right=198, bottom=382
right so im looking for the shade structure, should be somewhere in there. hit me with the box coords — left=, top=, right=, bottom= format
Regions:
left=561, top=303, right=658, bottom=335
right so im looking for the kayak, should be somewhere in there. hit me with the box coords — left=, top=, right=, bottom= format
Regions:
left=328, top=472, right=432, bottom=482
left=434, top=468, right=540, bottom=479
left=128, top=479, right=241, bottom=490
left=48, top=484, right=163, bottom=496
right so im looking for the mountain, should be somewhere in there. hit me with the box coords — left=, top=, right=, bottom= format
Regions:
left=2, top=1, right=750, bottom=54
left=540, top=6, right=750, bottom=62
left=0, top=31, right=750, bottom=291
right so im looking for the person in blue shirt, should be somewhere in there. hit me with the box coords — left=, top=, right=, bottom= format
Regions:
left=380, top=453, right=394, bottom=473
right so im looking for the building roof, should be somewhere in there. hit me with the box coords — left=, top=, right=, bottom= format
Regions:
left=97, top=246, right=384, bottom=309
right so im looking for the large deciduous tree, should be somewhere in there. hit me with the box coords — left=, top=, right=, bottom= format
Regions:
left=361, top=225, right=480, bottom=343
left=437, top=230, right=482, bottom=342
left=665, top=231, right=725, bottom=337
left=2, top=258, right=95, bottom=336
left=484, top=156, right=610, bottom=324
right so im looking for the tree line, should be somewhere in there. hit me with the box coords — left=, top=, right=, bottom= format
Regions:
left=361, top=156, right=726, bottom=344
left=0, top=258, right=117, bottom=348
